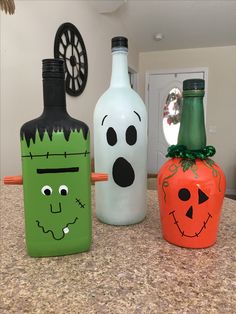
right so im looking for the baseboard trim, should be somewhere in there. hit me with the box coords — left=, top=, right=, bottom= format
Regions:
left=148, top=173, right=157, bottom=178
left=226, top=188, right=236, bottom=196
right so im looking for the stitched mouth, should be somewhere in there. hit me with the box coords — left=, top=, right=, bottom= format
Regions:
left=36, top=217, right=78, bottom=240
left=169, top=210, right=212, bottom=238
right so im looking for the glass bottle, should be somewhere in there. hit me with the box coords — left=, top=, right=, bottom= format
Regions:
left=177, top=79, right=206, bottom=150
left=157, top=79, right=226, bottom=248
left=93, top=37, right=147, bottom=225
left=20, top=59, right=91, bottom=257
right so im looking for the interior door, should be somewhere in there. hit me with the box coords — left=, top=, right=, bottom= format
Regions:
left=148, top=71, right=205, bottom=173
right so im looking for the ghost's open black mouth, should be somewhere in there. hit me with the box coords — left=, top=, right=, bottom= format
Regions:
left=169, top=210, right=212, bottom=238
left=112, top=157, right=135, bottom=187
left=36, top=217, right=78, bottom=240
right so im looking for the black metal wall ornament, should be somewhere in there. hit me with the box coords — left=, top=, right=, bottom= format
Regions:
left=54, top=22, right=88, bottom=97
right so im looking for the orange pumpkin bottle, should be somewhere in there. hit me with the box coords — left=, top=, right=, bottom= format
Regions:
left=157, top=79, right=226, bottom=248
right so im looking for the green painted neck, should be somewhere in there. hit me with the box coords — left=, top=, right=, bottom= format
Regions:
left=177, top=90, right=206, bottom=150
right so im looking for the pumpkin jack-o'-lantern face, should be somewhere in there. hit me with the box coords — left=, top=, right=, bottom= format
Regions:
left=157, top=158, right=226, bottom=248
left=160, top=182, right=223, bottom=249
left=169, top=187, right=211, bottom=238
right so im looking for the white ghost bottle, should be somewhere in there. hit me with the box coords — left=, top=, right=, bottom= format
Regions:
left=93, top=36, right=147, bottom=225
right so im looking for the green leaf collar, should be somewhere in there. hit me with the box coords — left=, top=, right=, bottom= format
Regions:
left=166, top=145, right=216, bottom=161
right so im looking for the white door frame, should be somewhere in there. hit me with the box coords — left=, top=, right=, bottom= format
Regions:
left=145, top=67, right=209, bottom=174
left=145, top=67, right=208, bottom=117
left=128, top=67, right=138, bottom=91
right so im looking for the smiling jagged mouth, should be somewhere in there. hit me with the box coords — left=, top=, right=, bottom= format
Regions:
left=36, top=217, right=78, bottom=240
left=169, top=211, right=212, bottom=238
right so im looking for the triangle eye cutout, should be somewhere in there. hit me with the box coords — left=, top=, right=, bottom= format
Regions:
left=198, top=189, right=209, bottom=204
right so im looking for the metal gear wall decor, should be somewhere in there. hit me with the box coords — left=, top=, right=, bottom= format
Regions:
left=54, top=22, right=88, bottom=97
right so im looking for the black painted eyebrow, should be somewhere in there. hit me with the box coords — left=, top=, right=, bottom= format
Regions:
left=37, top=167, right=79, bottom=174
left=102, top=112, right=141, bottom=125
left=134, top=111, right=141, bottom=122
left=101, top=115, right=108, bottom=126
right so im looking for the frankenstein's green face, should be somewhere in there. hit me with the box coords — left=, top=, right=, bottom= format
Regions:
left=21, top=130, right=91, bottom=257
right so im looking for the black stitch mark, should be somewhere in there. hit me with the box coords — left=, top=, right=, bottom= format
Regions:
left=169, top=210, right=212, bottom=238
left=76, top=198, right=85, bottom=208
left=21, top=151, right=90, bottom=158
left=169, top=211, right=183, bottom=236
left=134, top=111, right=141, bottom=122
left=36, top=217, right=78, bottom=240
left=64, top=152, right=67, bottom=158
left=101, top=115, right=108, bottom=126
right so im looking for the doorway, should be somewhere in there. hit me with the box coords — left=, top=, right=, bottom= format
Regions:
left=146, top=68, right=208, bottom=174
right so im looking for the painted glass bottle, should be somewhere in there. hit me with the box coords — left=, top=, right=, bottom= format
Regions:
left=157, top=79, right=226, bottom=248
left=20, top=59, right=91, bottom=257
left=94, top=36, right=147, bottom=225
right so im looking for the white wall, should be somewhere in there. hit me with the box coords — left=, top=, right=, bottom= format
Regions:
left=0, top=0, right=139, bottom=177
left=139, top=46, right=236, bottom=194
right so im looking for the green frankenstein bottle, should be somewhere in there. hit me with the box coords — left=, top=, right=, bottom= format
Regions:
left=20, top=59, right=91, bottom=257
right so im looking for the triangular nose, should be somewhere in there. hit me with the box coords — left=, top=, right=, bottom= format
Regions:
left=186, top=206, right=193, bottom=219
left=198, top=189, right=209, bottom=204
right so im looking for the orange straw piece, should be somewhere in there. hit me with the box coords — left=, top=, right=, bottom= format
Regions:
left=3, top=176, right=23, bottom=185
left=91, top=173, right=108, bottom=182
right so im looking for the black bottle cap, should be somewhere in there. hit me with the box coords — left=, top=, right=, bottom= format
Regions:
left=183, top=79, right=205, bottom=90
left=42, top=58, right=65, bottom=79
left=111, top=36, right=128, bottom=49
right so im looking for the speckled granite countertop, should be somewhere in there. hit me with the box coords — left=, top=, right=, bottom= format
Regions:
left=1, top=183, right=236, bottom=313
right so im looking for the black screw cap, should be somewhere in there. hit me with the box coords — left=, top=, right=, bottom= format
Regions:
left=183, top=79, right=205, bottom=90
left=111, top=36, right=128, bottom=49
left=42, top=58, right=65, bottom=79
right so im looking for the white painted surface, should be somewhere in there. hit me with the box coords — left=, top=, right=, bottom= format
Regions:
left=94, top=48, right=147, bottom=225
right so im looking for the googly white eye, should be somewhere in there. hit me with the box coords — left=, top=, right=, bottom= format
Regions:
left=41, top=185, right=52, bottom=196
left=59, top=185, right=68, bottom=196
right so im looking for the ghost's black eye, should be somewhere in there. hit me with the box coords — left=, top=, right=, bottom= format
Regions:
left=59, top=185, right=68, bottom=196
left=126, top=125, right=137, bottom=145
left=106, top=127, right=117, bottom=146
left=41, top=185, right=52, bottom=196
left=178, top=188, right=191, bottom=201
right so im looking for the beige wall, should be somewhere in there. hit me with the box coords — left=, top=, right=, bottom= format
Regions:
left=0, top=0, right=139, bottom=177
left=1, top=2, right=236, bottom=194
left=139, top=46, right=236, bottom=194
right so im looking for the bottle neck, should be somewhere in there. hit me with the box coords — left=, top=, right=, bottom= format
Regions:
left=110, top=49, right=130, bottom=88
left=42, top=78, right=68, bottom=114
left=177, top=90, right=206, bottom=150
